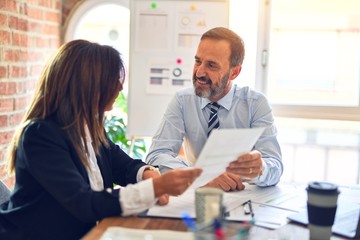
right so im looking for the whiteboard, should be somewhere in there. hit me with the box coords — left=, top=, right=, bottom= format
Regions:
left=127, top=0, right=229, bottom=139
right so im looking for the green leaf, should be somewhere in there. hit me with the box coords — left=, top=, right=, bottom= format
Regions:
left=104, top=94, right=146, bottom=158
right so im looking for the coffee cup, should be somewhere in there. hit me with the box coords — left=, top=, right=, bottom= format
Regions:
left=195, top=187, right=223, bottom=225
left=307, top=181, right=340, bottom=240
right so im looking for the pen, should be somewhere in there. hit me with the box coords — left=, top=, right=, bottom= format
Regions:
left=181, top=212, right=196, bottom=232
left=242, top=200, right=254, bottom=218
left=213, top=218, right=225, bottom=240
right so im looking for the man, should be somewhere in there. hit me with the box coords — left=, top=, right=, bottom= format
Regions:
left=146, top=27, right=283, bottom=191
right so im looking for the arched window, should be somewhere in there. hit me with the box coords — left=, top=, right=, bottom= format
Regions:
left=64, top=0, right=130, bottom=93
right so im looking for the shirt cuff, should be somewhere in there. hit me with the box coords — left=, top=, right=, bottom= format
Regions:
left=257, top=158, right=269, bottom=182
left=137, top=165, right=160, bottom=182
left=248, top=159, right=268, bottom=185
left=119, top=178, right=156, bottom=216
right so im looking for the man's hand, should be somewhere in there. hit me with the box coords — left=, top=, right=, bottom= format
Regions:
left=203, top=172, right=245, bottom=191
left=226, top=150, right=263, bottom=179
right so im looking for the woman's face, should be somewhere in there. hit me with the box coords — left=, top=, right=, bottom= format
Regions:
left=105, top=78, right=123, bottom=111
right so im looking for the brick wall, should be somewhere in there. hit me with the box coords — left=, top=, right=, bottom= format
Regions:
left=0, top=0, right=81, bottom=189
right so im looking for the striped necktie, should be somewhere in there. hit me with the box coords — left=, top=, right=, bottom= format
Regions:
left=208, top=102, right=220, bottom=137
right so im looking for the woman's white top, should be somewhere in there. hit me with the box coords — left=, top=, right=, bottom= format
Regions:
left=85, top=127, right=156, bottom=216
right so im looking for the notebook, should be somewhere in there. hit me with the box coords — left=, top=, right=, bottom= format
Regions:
left=288, top=201, right=360, bottom=239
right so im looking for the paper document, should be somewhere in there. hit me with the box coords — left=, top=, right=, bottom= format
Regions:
left=146, top=183, right=300, bottom=229
left=190, top=127, right=265, bottom=189
left=101, top=226, right=194, bottom=240
left=146, top=188, right=248, bottom=219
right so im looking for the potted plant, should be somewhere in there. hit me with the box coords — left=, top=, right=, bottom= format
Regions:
left=104, top=93, right=147, bottom=159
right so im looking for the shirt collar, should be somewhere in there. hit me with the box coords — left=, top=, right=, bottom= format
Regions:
left=200, top=84, right=236, bottom=110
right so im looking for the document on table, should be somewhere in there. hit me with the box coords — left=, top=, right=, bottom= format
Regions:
left=146, top=183, right=301, bottom=229
left=190, top=127, right=265, bottom=189
left=146, top=188, right=248, bottom=219
left=100, top=226, right=194, bottom=240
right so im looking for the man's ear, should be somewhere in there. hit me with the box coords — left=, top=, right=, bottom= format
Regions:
left=229, top=65, right=242, bottom=80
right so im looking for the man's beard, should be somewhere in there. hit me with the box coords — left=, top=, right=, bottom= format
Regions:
left=193, top=72, right=230, bottom=100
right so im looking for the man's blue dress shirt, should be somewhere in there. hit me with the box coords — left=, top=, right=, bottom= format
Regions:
left=145, top=84, right=283, bottom=187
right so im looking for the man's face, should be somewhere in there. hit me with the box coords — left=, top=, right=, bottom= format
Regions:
left=193, top=38, right=234, bottom=102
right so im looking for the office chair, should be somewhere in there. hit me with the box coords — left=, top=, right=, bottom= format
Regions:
left=0, top=180, right=10, bottom=205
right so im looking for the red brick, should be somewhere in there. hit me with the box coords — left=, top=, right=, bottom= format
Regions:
left=34, top=36, right=46, bottom=47
left=0, top=66, right=7, bottom=78
left=0, top=14, right=7, bottom=27
left=4, top=49, right=17, bottom=62
left=29, top=21, right=42, bottom=33
left=27, top=0, right=51, bottom=8
left=4, top=49, right=19, bottom=62
left=0, top=82, right=17, bottom=95
left=0, top=162, right=7, bottom=178
left=17, top=1, right=27, bottom=15
left=19, top=50, right=28, bottom=61
left=9, top=16, right=28, bottom=32
left=55, top=1, right=61, bottom=10
left=9, top=66, right=27, bottom=78
left=43, top=0, right=54, bottom=8
left=27, top=50, right=42, bottom=62
left=0, top=30, right=11, bottom=45
left=0, top=98, right=13, bottom=111
left=0, top=0, right=70, bottom=187
left=49, top=37, right=60, bottom=48
left=30, top=63, right=43, bottom=76
left=9, top=111, right=24, bottom=126
left=45, top=10, right=60, bottom=22
left=0, top=115, right=8, bottom=127
left=0, top=130, right=15, bottom=144
left=43, top=24, right=60, bottom=36
left=16, top=81, right=24, bottom=94
left=13, top=32, right=28, bottom=47
left=0, top=0, right=17, bottom=12
left=27, top=6, right=43, bottom=20
left=14, top=95, right=28, bottom=110
left=24, top=77, right=36, bottom=90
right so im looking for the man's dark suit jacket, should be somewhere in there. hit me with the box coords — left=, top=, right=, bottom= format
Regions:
left=0, top=118, right=147, bottom=240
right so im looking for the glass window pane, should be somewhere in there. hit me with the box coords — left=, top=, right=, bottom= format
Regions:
left=267, top=0, right=360, bottom=106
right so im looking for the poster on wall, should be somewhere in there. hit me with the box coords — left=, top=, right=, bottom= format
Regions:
left=128, top=0, right=229, bottom=138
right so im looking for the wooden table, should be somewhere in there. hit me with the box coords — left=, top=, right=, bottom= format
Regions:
left=82, top=216, right=348, bottom=240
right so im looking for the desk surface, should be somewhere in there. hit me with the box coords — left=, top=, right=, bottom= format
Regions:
left=82, top=217, right=348, bottom=240
left=82, top=183, right=358, bottom=239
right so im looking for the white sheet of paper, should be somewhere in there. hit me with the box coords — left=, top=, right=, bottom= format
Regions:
left=101, top=226, right=194, bottom=240
left=190, top=127, right=265, bottom=189
left=146, top=183, right=299, bottom=229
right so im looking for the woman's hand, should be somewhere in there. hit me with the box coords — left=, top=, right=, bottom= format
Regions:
left=152, top=168, right=202, bottom=200
left=142, top=167, right=170, bottom=205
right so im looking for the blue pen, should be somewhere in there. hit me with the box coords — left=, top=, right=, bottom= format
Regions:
left=213, top=218, right=225, bottom=240
left=181, top=212, right=196, bottom=232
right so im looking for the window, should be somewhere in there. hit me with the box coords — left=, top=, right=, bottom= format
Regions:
left=263, top=0, right=360, bottom=120
left=64, top=0, right=130, bottom=93
left=255, top=0, right=360, bottom=184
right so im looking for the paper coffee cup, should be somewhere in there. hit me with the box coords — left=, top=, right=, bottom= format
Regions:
left=307, top=181, right=340, bottom=240
left=195, top=187, right=223, bottom=225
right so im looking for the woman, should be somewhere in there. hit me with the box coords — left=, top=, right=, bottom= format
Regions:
left=0, top=40, right=202, bottom=240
